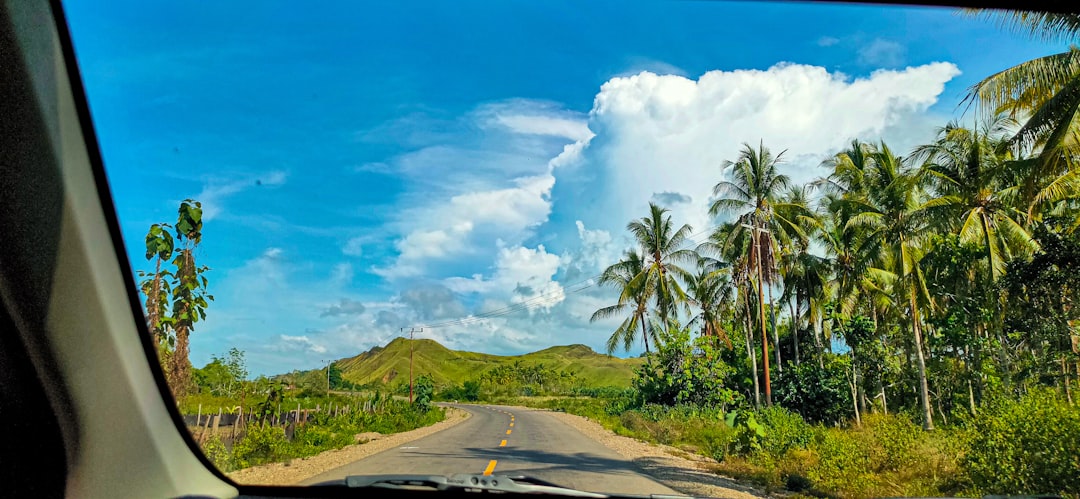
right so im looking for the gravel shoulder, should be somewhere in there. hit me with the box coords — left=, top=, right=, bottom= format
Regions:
left=506, top=405, right=766, bottom=499
left=226, top=406, right=471, bottom=486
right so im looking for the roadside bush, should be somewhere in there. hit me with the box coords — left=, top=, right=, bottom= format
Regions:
left=861, top=413, right=920, bottom=471
left=757, top=406, right=813, bottom=457
left=290, top=424, right=353, bottom=456
left=961, top=389, right=1080, bottom=497
left=696, top=425, right=736, bottom=461
left=807, top=428, right=873, bottom=497
left=201, top=435, right=235, bottom=472
left=232, top=425, right=290, bottom=468
left=634, top=322, right=742, bottom=408
left=773, top=355, right=853, bottom=425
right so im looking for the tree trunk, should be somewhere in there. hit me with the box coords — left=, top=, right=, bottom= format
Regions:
left=850, top=360, right=861, bottom=426
left=813, top=311, right=825, bottom=369
left=755, top=232, right=772, bottom=406
left=789, top=299, right=800, bottom=365
left=768, top=282, right=781, bottom=373
left=968, top=378, right=977, bottom=415
left=171, top=322, right=191, bottom=400
left=744, top=292, right=761, bottom=409
left=146, top=256, right=164, bottom=345
left=910, top=289, right=934, bottom=430
left=639, top=310, right=650, bottom=354
left=1063, top=357, right=1073, bottom=404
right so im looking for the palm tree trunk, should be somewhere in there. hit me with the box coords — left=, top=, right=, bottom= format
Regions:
left=850, top=360, right=861, bottom=426
left=813, top=306, right=825, bottom=369
left=755, top=232, right=772, bottom=406
left=768, top=282, right=781, bottom=373
left=639, top=310, right=650, bottom=354
left=789, top=299, right=799, bottom=365
left=744, top=289, right=761, bottom=409
left=910, top=288, right=934, bottom=430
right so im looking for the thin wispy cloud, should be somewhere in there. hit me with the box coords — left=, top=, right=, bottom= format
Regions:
left=817, top=36, right=840, bottom=47
left=858, top=38, right=907, bottom=67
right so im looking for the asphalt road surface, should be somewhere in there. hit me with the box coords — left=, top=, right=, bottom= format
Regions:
left=301, top=404, right=682, bottom=496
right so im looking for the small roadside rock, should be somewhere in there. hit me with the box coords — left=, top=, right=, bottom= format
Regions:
left=539, top=409, right=766, bottom=499
left=227, top=406, right=471, bottom=486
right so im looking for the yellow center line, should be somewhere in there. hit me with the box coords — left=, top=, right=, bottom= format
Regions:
left=499, top=439, right=507, bottom=447
left=483, top=460, right=497, bottom=476
left=506, top=429, right=512, bottom=434
left=509, top=422, right=514, bottom=427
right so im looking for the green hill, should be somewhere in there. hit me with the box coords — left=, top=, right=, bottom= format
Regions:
left=321, top=338, right=643, bottom=388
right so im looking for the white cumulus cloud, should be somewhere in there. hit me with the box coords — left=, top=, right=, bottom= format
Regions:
left=561, top=61, right=960, bottom=239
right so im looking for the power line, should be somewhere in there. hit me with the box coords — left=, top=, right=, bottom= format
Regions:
left=414, top=222, right=731, bottom=329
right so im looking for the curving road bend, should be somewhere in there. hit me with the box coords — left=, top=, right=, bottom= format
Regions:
left=301, top=404, right=682, bottom=496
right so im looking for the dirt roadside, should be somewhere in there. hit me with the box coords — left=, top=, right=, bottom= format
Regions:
left=226, top=406, right=471, bottom=486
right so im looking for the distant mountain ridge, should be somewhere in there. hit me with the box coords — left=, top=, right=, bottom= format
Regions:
left=321, top=338, right=643, bottom=388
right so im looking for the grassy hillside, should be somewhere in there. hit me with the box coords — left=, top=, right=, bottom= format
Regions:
left=324, top=338, right=642, bottom=388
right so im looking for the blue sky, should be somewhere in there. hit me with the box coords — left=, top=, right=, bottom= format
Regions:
left=63, top=1, right=1060, bottom=376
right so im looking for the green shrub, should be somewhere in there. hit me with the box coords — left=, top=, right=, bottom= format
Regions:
left=201, top=435, right=235, bottom=472
left=861, top=413, right=920, bottom=471
left=697, top=425, right=736, bottom=461
left=758, top=406, right=813, bottom=458
left=634, top=322, right=742, bottom=408
left=961, top=389, right=1080, bottom=497
left=807, top=428, right=873, bottom=497
left=290, top=424, right=353, bottom=455
left=233, top=425, right=291, bottom=468
left=773, top=355, right=853, bottom=425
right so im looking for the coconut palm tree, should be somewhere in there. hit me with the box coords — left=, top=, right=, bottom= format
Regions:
left=626, top=203, right=697, bottom=324
left=711, top=141, right=807, bottom=404
left=685, top=256, right=735, bottom=348
left=846, top=142, right=937, bottom=429
left=591, top=250, right=655, bottom=354
left=817, top=139, right=877, bottom=199
left=965, top=12, right=1080, bottom=218
left=776, top=184, right=819, bottom=365
left=914, top=118, right=1038, bottom=279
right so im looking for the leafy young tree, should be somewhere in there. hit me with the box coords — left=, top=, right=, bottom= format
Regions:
left=138, top=222, right=175, bottom=375
left=328, top=362, right=344, bottom=390
left=169, top=199, right=213, bottom=399
left=414, top=374, right=434, bottom=412
left=633, top=318, right=742, bottom=409
left=773, top=354, right=855, bottom=425
left=194, top=348, right=248, bottom=398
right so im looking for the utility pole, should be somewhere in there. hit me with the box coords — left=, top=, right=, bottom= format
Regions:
left=401, top=327, right=423, bottom=403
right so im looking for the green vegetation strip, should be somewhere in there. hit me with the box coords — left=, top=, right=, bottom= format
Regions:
left=502, top=392, right=1080, bottom=499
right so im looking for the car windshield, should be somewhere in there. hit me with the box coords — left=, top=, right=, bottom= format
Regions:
left=63, top=1, right=1080, bottom=497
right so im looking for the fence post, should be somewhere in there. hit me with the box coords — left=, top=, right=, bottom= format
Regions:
left=197, top=404, right=202, bottom=427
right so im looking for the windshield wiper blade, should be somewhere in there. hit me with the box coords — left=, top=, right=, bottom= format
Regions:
left=341, top=474, right=610, bottom=497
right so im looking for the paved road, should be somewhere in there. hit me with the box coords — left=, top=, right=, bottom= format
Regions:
left=301, top=404, right=682, bottom=496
